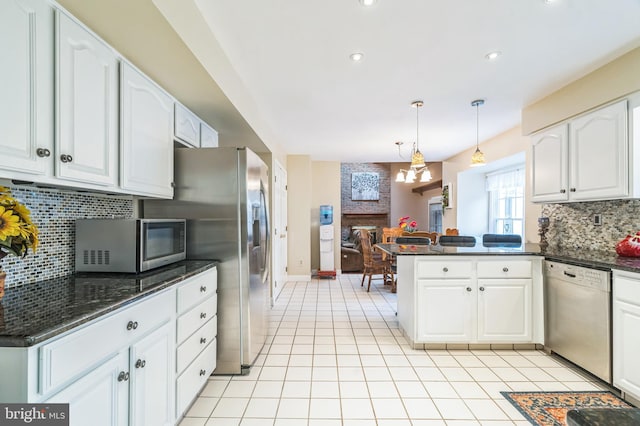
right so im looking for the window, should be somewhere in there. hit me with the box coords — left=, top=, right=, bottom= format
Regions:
left=486, top=167, right=525, bottom=237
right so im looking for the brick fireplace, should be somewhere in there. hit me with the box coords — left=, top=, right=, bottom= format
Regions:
left=341, top=163, right=391, bottom=243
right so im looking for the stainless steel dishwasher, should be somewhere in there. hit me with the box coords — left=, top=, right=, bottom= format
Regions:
left=544, top=260, right=612, bottom=384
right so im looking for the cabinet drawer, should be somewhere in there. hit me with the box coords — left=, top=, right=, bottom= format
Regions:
left=177, top=315, right=217, bottom=374
left=176, top=338, right=216, bottom=417
left=39, top=288, right=175, bottom=395
left=477, top=260, right=532, bottom=278
left=177, top=268, right=217, bottom=314
left=416, top=260, right=473, bottom=279
left=177, top=295, right=217, bottom=343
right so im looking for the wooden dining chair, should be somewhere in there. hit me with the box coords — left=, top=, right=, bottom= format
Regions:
left=445, top=228, right=459, bottom=236
left=358, top=230, right=394, bottom=292
left=401, top=231, right=439, bottom=245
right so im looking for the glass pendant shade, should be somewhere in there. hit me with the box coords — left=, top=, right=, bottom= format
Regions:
left=405, top=169, right=416, bottom=182
left=410, top=149, right=425, bottom=169
left=420, top=168, right=432, bottom=182
left=470, top=99, right=487, bottom=167
left=395, top=171, right=406, bottom=182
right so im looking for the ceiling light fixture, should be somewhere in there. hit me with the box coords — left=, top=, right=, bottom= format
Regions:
left=485, top=51, right=502, bottom=61
left=395, top=100, right=432, bottom=183
left=470, top=99, right=487, bottom=167
left=349, top=52, right=364, bottom=62
left=359, top=0, right=377, bottom=6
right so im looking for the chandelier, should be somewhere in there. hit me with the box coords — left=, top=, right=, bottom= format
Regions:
left=470, top=99, right=487, bottom=167
left=395, top=100, right=432, bottom=183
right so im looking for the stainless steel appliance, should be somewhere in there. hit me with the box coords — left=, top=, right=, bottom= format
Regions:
left=75, top=219, right=186, bottom=273
left=144, top=147, right=270, bottom=375
left=544, top=260, right=612, bottom=383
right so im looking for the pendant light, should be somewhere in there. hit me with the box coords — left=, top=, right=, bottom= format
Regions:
left=470, top=99, right=487, bottom=167
left=395, top=100, right=432, bottom=183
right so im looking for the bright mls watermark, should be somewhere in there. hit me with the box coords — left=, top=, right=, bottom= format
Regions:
left=0, top=404, right=69, bottom=425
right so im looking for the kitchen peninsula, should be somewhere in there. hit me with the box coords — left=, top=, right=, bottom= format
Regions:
left=377, top=242, right=544, bottom=349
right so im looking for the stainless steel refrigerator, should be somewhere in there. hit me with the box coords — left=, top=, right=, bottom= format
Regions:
left=144, top=147, right=270, bottom=375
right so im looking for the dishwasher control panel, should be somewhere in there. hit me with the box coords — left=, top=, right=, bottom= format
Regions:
left=544, top=260, right=610, bottom=291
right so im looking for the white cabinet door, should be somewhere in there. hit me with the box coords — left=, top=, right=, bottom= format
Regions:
left=130, top=322, right=175, bottom=426
left=531, top=124, right=569, bottom=202
left=120, top=62, right=174, bottom=198
left=613, top=272, right=640, bottom=400
left=47, top=352, right=129, bottom=426
left=477, top=279, right=532, bottom=342
left=0, top=0, right=54, bottom=176
left=200, top=122, right=219, bottom=148
left=570, top=100, right=628, bottom=201
left=174, top=103, right=200, bottom=147
left=417, top=279, right=474, bottom=342
left=56, top=11, right=118, bottom=186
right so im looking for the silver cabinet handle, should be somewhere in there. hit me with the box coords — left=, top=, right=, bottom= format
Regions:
left=479, top=286, right=485, bottom=291
left=60, top=154, right=73, bottom=163
left=466, top=287, right=472, bottom=292
left=200, top=337, right=207, bottom=344
left=502, top=267, right=509, bottom=272
left=118, top=371, right=130, bottom=382
left=200, top=286, right=207, bottom=293
left=135, top=359, right=146, bottom=369
left=36, top=148, right=51, bottom=157
left=200, top=312, right=207, bottom=319
left=560, top=189, right=566, bottom=194
left=443, top=267, right=449, bottom=272
left=199, top=369, right=206, bottom=376
left=570, top=188, right=576, bottom=192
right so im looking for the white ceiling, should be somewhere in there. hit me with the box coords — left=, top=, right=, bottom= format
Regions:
left=188, top=0, right=640, bottom=163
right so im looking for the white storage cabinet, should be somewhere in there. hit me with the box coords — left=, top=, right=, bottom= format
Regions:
left=531, top=96, right=640, bottom=203
left=175, top=266, right=218, bottom=419
left=55, top=9, right=119, bottom=187
left=613, top=269, right=640, bottom=402
left=120, top=61, right=174, bottom=198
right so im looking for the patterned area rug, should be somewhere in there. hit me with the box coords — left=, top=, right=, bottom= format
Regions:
left=501, top=391, right=633, bottom=425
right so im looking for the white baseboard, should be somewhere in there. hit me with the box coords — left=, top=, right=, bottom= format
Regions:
left=286, top=274, right=311, bottom=282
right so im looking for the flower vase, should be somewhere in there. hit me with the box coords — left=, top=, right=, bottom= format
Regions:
left=0, top=270, right=5, bottom=301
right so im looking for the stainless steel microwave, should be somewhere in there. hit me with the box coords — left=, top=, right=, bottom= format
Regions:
left=75, top=219, right=186, bottom=273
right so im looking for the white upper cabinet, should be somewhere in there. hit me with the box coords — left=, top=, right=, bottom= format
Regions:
left=174, top=103, right=200, bottom=147
left=569, top=100, right=628, bottom=201
left=200, top=122, right=219, bottom=148
left=532, top=98, right=633, bottom=203
left=0, top=0, right=54, bottom=177
left=55, top=10, right=118, bottom=187
left=120, top=61, right=174, bottom=198
left=531, top=124, right=569, bottom=202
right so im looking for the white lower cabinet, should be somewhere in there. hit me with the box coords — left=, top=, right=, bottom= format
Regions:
left=47, top=351, right=129, bottom=426
left=477, top=279, right=532, bottom=342
left=175, top=267, right=218, bottom=419
left=404, top=257, right=541, bottom=345
left=613, top=270, right=640, bottom=401
left=417, top=279, right=473, bottom=342
left=130, top=322, right=175, bottom=426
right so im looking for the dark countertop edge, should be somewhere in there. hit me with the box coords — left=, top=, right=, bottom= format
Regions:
left=4, top=261, right=217, bottom=348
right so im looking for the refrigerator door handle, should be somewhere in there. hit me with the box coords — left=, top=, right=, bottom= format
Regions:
left=260, top=185, right=270, bottom=282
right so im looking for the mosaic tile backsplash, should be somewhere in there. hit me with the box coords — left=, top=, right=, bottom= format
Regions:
left=0, top=184, right=133, bottom=287
left=541, top=199, right=640, bottom=253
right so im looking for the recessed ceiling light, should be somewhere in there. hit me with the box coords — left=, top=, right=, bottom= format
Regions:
left=485, top=51, right=502, bottom=61
left=350, top=52, right=364, bottom=62
left=359, top=0, right=377, bottom=6
left=543, top=0, right=556, bottom=3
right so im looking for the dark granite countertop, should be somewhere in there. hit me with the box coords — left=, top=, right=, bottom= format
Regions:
left=375, top=242, right=542, bottom=256
left=376, top=242, right=640, bottom=274
left=0, top=260, right=217, bottom=347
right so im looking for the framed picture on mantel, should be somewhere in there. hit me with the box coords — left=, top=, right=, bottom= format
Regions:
left=351, top=172, right=379, bottom=201
left=442, top=182, right=453, bottom=209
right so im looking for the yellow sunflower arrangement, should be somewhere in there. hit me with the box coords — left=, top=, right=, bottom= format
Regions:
left=0, top=186, right=39, bottom=263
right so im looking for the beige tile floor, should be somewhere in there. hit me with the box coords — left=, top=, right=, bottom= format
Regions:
left=179, top=273, right=609, bottom=426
